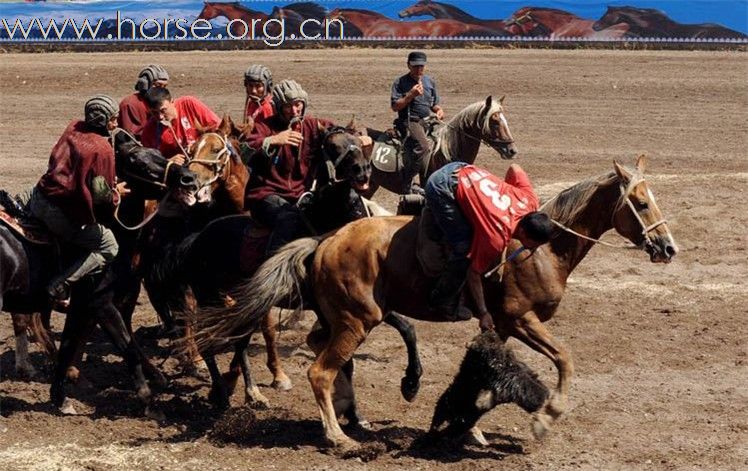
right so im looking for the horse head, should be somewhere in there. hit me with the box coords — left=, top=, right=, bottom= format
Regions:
left=113, top=129, right=198, bottom=205
left=476, top=95, right=517, bottom=159
left=611, top=155, right=678, bottom=263
left=398, top=0, right=433, bottom=19
left=505, top=9, right=552, bottom=37
left=188, top=115, right=249, bottom=209
left=319, top=122, right=371, bottom=193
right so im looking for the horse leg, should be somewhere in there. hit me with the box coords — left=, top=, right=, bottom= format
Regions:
left=235, top=336, right=270, bottom=408
left=339, top=358, right=372, bottom=431
left=95, top=303, right=154, bottom=410
left=306, top=317, right=367, bottom=449
left=510, top=311, right=574, bottom=439
left=31, top=308, right=58, bottom=363
left=51, top=307, right=97, bottom=414
left=384, top=312, right=422, bottom=402
left=205, top=354, right=230, bottom=409
left=261, top=310, right=292, bottom=391
left=11, top=313, right=36, bottom=378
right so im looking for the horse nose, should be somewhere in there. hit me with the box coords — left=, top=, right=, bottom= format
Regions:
left=180, top=173, right=197, bottom=188
left=665, top=242, right=678, bottom=259
left=506, top=146, right=518, bottom=158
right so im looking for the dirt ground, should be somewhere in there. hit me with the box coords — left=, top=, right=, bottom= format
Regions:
left=1, top=48, right=746, bottom=470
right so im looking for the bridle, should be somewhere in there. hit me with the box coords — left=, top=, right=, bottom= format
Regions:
left=543, top=173, right=668, bottom=248
left=187, top=132, right=233, bottom=189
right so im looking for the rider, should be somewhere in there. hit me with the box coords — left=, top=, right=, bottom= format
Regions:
left=243, top=64, right=275, bottom=126
left=391, top=51, right=444, bottom=195
left=424, top=161, right=554, bottom=329
left=118, top=64, right=169, bottom=140
left=243, top=79, right=334, bottom=254
left=140, top=87, right=220, bottom=165
left=29, top=95, right=130, bottom=300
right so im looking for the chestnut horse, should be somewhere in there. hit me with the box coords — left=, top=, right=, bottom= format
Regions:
left=327, top=8, right=499, bottom=38
left=593, top=6, right=747, bottom=39
left=197, top=1, right=269, bottom=37
left=190, top=156, right=677, bottom=448
left=399, top=0, right=508, bottom=35
left=506, top=7, right=629, bottom=39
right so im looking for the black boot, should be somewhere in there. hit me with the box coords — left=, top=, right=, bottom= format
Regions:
left=428, top=259, right=473, bottom=322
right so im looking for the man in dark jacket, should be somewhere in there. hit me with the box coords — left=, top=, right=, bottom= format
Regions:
left=29, top=95, right=129, bottom=300
left=243, top=79, right=333, bottom=254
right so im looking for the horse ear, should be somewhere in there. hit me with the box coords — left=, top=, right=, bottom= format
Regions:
left=218, top=113, right=233, bottom=136
left=499, top=95, right=506, bottom=105
left=480, top=95, right=493, bottom=121
left=317, top=120, right=327, bottom=133
left=194, top=120, right=207, bottom=136
left=347, top=114, right=358, bottom=131
left=613, top=160, right=632, bottom=182
left=635, top=154, right=647, bottom=174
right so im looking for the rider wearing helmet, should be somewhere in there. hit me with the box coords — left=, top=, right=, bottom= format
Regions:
left=118, top=64, right=169, bottom=139
left=29, top=95, right=130, bottom=300
left=243, top=79, right=334, bottom=254
left=243, top=64, right=275, bottom=126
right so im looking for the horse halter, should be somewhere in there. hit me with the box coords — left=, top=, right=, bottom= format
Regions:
left=613, top=174, right=668, bottom=244
left=321, top=126, right=362, bottom=184
left=188, top=132, right=233, bottom=188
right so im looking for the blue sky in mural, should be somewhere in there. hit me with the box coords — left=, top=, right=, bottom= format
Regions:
left=0, top=1, right=746, bottom=33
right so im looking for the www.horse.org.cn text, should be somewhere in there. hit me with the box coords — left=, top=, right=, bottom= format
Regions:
left=0, top=11, right=346, bottom=46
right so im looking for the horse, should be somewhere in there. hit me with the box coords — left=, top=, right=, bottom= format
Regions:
left=398, top=0, right=509, bottom=35
left=269, top=2, right=344, bottom=38
left=189, top=155, right=678, bottom=449
left=360, top=96, right=517, bottom=197
left=593, top=6, right=747, bottom=39
left=0, top=134, right=199, bottom=415
left=326, top=8, right=500, bottom=38
left=163, top=123, right=380, bottom=410
left=506, top=7, right=629, bottom=39
left=134, top=115, right=250, bottom=366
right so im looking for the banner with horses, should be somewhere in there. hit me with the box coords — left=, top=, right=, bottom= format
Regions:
left=1, top=1, right=746, bottom=44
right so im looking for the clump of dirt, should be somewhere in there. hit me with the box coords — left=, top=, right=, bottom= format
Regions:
left=332, top=441, right=388, bottom=462
left=209, top=406, right=259, bottom=444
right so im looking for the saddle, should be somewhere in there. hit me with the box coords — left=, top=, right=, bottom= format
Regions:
left=0, top=190, right=52, bottom=245
left=370, top=116, right=442, bottom=174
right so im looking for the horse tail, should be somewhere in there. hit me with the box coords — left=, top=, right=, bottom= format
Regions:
left=185, top=236, right=323, bottom=355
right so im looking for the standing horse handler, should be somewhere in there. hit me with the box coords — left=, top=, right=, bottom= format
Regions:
left=425, top=161, right=554, bottom=326
left=391, top=51, right=445, bottom=195
left=29, top=95, right=130, bottom=301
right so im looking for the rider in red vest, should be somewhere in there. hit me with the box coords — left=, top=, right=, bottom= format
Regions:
left=118, top=64, right=169, bottom=140
left=425, top=161, right=554, bottom=329
left=140, top=87, right=220, bottom=164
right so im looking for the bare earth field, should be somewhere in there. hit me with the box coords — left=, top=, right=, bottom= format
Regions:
left=0, top=48, right=747, bottom=470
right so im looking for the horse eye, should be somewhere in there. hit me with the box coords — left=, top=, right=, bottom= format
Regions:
left=636, top=200, right=649, bottom=210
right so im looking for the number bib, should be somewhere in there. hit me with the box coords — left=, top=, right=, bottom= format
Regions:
left=370, top=137, right=403, bottom=173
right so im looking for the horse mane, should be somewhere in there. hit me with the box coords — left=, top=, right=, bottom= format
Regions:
left=541, top=171, right=619, bottom=226
left=435, top=98, right=502, bottom=162
left=336, top=8, right=385, bottom=18
left=519, top=7, right=577, bottom=18
left=282, top=2, right=327, bottom=19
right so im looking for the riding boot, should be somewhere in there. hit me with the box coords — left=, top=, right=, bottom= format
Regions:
left=428, top=258, right=473, bottom=322
left=47, top=251, right=106, bottom=301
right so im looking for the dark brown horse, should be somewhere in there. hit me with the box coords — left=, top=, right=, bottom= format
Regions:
left=327, top=8, right=500, bottom=38
left=593, top=6, right=747, bottom=39
left=191, top=156, right=678, bottom=449
left=398, top=0, right=508, bottom=35
left=506, top=7, right=629, bottom=39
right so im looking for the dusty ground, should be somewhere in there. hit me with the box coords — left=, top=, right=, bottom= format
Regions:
left=1, top=49, right=747, bottom=470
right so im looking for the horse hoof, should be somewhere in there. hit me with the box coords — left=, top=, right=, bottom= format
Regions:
left=271, top=376, right=293, bottom=391
left=532, top=413, right=552, bottom=440
left=137, top=385, right=152, bottom=402
left=208, top=388, right=230, bottom=410
left=465, top=427, right=488, bottom=447
left=145, top=405, right=166, bottom=422
left=245, top=387, right=271, bottom=409
left=400, top=376, right=420, bottom=402
left=352, top=419, right=373, bottom=432
left=328, top=435, right=360, bottom=452
left=15, top=365, right=38, bottom=380
left=59, top=398, right=79, bottom=415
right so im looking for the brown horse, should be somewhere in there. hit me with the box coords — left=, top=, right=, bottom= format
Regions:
left=506, top=7, right=629, bottom=39
left=191, top=156, right=677, bottom=448
left=593, top=6, right=747, bottom=39
left=197, top=1, right=270, bottom=37
left=327, top=8, right=500, bottom=38
left=398, top=0, right=508, bottom=35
